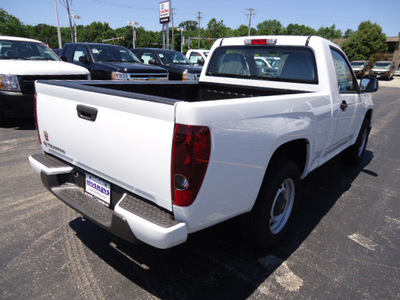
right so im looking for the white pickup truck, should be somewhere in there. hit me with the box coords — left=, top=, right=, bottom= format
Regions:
left=29, top=36, right=378, bottom=249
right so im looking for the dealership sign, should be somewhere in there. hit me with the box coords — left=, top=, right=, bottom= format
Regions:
left=159, top=1, right=170, bottom=23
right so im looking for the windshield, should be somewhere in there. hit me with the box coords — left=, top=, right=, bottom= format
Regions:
left=206, top=46, right=317, bottom=84
left=374, top=62, right=391, bottom=68
left=156, top=50, right=192, bottom=65
left=90, top=45, right=141, bottom=63
left=0, top=40, right=60, bottom=61
left=351, top=62, right=365, bottom=67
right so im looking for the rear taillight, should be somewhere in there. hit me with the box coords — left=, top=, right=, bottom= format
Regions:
left=172, top=124, right=211, bottom=207
left=34, top=93, right=41, bottom=145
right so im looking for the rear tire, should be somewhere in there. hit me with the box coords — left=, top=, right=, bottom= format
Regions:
left=240, top=159, right=300, bottom=249
left=343, top=119, right=370, bottom=165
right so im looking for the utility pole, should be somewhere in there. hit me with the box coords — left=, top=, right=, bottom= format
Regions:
left=71, top=15, right=80, bottom=43
left=197, top=11, right=203, bottom=48
left=171, top=8, right=175, bottom=50
left=128, top=21, right=139, bottom=48
left=55, top=0, right=62, bottom=48
left=65, top=0, right=74, bottom=42
left=245, top=8, right=255, bottom=36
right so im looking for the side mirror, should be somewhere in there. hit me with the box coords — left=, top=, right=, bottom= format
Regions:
left=60, top=55, right=68, bottom=62
left=360, top=78, right=379, bottom=93
left=149, top=59, right=157, bottom=65
left=197, top=58, right=205, bottom=65
left=78, top=55, right=89, bottom=64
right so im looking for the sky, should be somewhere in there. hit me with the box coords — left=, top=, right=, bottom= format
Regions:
left=1, top=0, right=399, bottom=37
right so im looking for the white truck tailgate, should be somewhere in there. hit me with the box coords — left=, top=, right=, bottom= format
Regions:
left=35, top=82, right=176, bottom=211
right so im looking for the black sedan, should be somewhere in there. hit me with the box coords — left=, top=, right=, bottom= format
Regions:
left=131, top=48, right=202, bottom=81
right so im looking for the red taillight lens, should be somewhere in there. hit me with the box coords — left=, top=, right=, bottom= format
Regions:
left=172, top=124, right=211, bottom=207
left=251, top=39, right=267, bottom=45
left=34, top=93, right=41, bottom=145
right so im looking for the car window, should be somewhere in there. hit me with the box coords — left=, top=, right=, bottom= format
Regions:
left=73, top=45, right=89, bottom=62
left=189, top=52, right=202, bottom=64
left=331, top=48, right=357, bottom=92
left=0, top=40, right=59, bottom=61
left=141, top=52, right=157, bottom=64
left=206, top=45, right=317, bottom=84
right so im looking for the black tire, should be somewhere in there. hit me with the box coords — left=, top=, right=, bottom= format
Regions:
left=342, top=119, right=370, bottom=165
left=0, top=112, right=6, bottom=127
left=240, top=158, right=300, bottom=249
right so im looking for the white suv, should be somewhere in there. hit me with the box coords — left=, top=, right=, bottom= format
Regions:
left=0, top=36, right=90, bottom=125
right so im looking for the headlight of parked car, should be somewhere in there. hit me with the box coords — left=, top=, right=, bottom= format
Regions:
left=0, top=74, right=21, bottom=91
left=182, top=70, right=197, bottom=81
left=111, top=71, right=130, bottom=81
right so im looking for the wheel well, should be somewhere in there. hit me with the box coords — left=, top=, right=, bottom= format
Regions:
left=365, top=109, right=373, bottom=124
left=270, top=139, right=308, bottom=175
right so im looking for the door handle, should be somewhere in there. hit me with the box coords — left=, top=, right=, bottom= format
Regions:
left=340, top=100, right=348, bottom=111
left=77, top=104, right=98, bottom=121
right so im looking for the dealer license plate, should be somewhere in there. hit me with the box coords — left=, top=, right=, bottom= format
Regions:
left=85, top=173, right=111, bottom=206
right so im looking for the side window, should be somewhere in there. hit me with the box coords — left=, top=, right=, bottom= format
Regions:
left=189, top=52, right=201, bottom=64
left=141, top=52, right=156, bottom=64
left=331, top=48, right=357, bottom=92
left=73, top=46, right=89, bottom=62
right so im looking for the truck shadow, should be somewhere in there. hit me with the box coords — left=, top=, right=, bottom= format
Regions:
left=1, top=117, right=36, bottom=130
left=69, top=151, right=375, bottom=299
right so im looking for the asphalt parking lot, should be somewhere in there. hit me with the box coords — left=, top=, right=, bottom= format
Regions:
left=0, top=78, right=399, bottom=300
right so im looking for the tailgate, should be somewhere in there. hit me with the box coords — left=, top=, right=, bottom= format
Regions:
left=35, top=81, right=176, bottom=211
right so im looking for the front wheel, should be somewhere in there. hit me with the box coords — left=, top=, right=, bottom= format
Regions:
left=240, top=159, right=300, bottom=249
left=343, top=119, right=370, bottom=165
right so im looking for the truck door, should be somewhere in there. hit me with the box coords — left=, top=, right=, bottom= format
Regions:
left=330, top=48, right=360, bottom=149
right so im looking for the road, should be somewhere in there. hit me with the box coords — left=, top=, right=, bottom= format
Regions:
left=1, top=79, right=399, bottom=300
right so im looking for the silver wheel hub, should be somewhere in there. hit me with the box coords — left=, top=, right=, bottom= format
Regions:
left=269, top=178, right=295, bottom=234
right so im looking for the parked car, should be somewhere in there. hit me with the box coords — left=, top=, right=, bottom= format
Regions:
left=60, top=43, right=168, bottom=80
left=394, top=64, right=400, bottom=76
left=186, top=49, right=209, bottom=65
left=131, top=48, right=202, bottom=81
left=0, top=35, right=90, bottom=125
left=351, top=60, right=371, bottom=78
left=369, top=61, right=395, bottom=80
left=52, top=48, right=63, bottom=57
left=255, top=56, right=280, bottom=77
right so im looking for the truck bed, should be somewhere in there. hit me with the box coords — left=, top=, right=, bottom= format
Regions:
left=39, top=80, right=307, bottom=103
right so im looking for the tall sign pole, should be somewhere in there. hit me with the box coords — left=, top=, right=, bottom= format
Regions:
left=159, top=1, right=171, bottom=49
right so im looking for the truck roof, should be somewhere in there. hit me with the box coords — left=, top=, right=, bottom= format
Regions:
left=0, top=35, right=44, bottom=44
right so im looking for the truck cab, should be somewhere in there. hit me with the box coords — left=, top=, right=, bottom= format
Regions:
left=0, top=35, right=90, bottom=125
left=60, top=43, right=169, bottom=81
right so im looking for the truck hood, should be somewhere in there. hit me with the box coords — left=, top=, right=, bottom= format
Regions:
left=163, top=63, right=202, bottom=73
left=99, top=61, right=167, bottom=73
left=371, top=67, right=390, bottom=72
left=0, top=60, right=89, bottom=76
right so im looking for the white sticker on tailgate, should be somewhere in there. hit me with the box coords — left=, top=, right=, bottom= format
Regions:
left=85, top=173, right=111, bottom=206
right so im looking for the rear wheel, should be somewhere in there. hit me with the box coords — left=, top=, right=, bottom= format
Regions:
left=240, top=159, right=300, bottom=249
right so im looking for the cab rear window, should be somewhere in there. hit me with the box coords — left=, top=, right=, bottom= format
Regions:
left=206, top=46, right=318, bottom=84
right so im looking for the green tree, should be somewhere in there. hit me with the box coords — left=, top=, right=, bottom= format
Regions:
left=0, top=9, right=28, bottom=37
left=233, top=24, right=250, bottom=37
left=286, top=23, right=316, bottom=36
left=256, top=19, right=286, bottom=35
left=206, top=18, right=229, bottom=38
left=317, top=24, right=342, bottom=40
left=344, top=29, right=355, bottom=38
left=178, top=20, right=198, bottom=32
left=341, top=21, right=387, bottom=61
left=29, top=24, right=59, bottom=47
left=80, top=22, right=115, bottom=43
